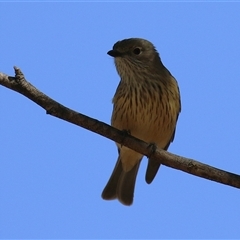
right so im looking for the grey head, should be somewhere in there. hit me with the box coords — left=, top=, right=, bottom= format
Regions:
left=107, top=38, right=164, bottom=76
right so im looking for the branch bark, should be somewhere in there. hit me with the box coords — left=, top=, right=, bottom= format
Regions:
left=1, top=66, right=240, bottom=189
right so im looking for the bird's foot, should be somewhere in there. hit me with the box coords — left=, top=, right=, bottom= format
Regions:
left=120, top=129, right=131, bottom=148
left=122, top=129, right=131, bottom=136
left=147, top=142, right=157, bottom=159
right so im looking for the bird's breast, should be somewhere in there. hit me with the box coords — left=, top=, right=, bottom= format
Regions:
left=111, top=77, right=180, bottom=148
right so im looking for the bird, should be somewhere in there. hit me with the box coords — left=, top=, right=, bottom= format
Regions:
left=101, top=38, right=181, bottom=206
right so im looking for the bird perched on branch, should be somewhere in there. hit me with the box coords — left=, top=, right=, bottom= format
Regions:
left=102, top=38, right=181, bottom=206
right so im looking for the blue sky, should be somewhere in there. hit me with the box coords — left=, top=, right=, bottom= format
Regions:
left=1, top=2, right=240, bottom=239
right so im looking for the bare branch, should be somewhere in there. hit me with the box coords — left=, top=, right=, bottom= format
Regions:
left=1, top=67, right=240, bottom=189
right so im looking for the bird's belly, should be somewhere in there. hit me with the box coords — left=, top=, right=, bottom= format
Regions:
left=111, top=78, right=180, bottom=172
left=112, top=99, right=176, bottom=149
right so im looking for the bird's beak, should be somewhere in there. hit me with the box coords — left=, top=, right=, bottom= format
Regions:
left=107, top=49, right=122, bottom=57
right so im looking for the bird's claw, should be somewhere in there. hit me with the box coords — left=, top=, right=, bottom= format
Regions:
left=120, top=129, right=131, bottom=148
left=147, top=143, right=157, bottom=159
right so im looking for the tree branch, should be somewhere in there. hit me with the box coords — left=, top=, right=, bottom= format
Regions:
left=1, top=66, right=240, bottom=189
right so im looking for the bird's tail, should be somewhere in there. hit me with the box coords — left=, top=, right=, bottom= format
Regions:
left=101, top=156, right=140, bottom=206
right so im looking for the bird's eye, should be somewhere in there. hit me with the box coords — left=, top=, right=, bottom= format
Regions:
left=133, top=47, right=141, bottom=55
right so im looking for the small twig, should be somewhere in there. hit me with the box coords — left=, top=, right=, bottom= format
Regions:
left=1, top=66, right=240, bottom=189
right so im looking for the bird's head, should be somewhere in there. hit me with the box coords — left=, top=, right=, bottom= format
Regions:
left=107, top=38, right=163, bottom=77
